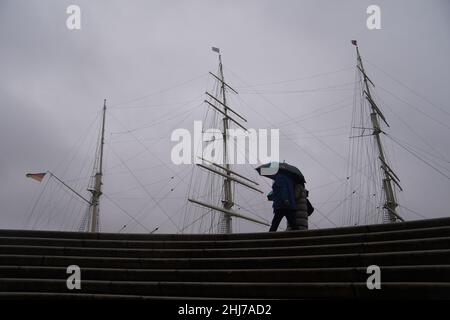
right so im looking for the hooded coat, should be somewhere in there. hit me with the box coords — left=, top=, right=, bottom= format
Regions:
left=268, top=173, right=296, bottom=210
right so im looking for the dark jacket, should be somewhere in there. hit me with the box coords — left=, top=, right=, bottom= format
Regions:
left=268, top=173, right=297, bottom=210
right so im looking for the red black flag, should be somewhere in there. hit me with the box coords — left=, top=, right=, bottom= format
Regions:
left=26, top=172, right=47, bottom=182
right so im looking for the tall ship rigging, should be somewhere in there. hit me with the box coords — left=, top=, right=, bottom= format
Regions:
left=25, top=41, right=429, bottom=235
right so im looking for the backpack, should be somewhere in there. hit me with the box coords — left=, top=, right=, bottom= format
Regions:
left=307, top=198, right=314, bottom=216
left=305, top=189, right=314, bottom=216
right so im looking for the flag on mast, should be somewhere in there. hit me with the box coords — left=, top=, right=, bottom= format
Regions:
left=26, top=172, right=47, bottom=182
left=351, top=40, right=357, bottom=46
left=212, top=47, right=220, bottom=53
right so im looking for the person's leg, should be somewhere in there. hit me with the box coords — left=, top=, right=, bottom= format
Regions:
left=269, top=210, right=284, bottom=232
left=284, top=209, right=299, bottom=230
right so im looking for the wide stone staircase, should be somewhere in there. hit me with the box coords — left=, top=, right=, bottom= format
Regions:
left=0, top=217, right=449, bottom=299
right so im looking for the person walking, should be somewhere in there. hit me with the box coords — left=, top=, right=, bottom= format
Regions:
left=267, top=172, right=299, bottom=232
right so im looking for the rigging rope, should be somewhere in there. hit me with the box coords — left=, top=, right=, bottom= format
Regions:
left=386, top=134, right=450, bottom=179
left=107, top=143, right=181, bottom=232
left=102, top=193, right=153, bottom=233
left=235, top=66, right=354, bottom=88
left=110, top=73, right=208, bottom=107
left=364, top=58, right=450, bottom=118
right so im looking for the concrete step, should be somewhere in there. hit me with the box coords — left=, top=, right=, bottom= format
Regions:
left=0, top=237, right=448, bottom=259
left=0, top=265, right=448, bottom=283
left=1, top=226, right=449, bottom=250
left=1, top=216, right=449, bottom=299
left=1, top=216, right=449, bottom=241
left=0, top=278, right=449, bottom=299
left=0, top=292, right=198, bottom=300
left=1, top=249, right=449, bottom=269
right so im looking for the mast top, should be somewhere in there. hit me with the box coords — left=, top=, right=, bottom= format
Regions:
left=212, top=46, right=223, bottom=66
left=212, top=46, right=220, bottom=54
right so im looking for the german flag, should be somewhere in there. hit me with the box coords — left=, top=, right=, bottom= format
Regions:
left=26, top=172, right=47, bottom=182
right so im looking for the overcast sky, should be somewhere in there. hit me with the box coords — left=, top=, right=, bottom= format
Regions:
left=1, top=0, right=449, bottom=234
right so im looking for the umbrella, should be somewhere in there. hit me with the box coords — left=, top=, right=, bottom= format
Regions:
left=255, top=162, right=306, bottom=184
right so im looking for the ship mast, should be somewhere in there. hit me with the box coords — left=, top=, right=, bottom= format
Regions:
left=218, top=51, right=233, bottom=233
left=353, top=41, right=403, bottom=223
left=87, top=99, right=107, bottom=232
left=188, top=48, right=269, bottom=233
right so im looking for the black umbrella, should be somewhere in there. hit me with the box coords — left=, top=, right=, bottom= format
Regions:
left=255, top=162, right=306, bottom=184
